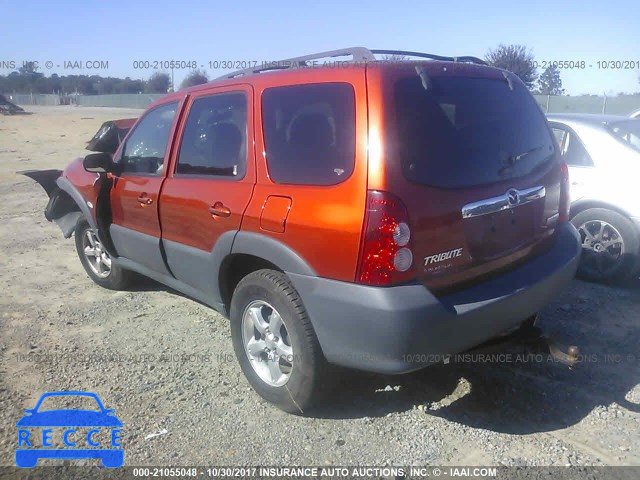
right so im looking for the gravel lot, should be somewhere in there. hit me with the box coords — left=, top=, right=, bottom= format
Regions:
left=0, top=106, right=639, bottom=468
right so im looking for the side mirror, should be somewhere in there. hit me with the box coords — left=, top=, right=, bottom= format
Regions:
left=83, top=152, right=113, bottom=173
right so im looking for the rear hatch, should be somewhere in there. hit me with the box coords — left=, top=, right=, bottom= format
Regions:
left=383, top=63, right=563, bottom=292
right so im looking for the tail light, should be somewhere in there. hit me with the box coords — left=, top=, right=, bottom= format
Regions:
left=357, top=190, right=415, bottom=286
left=558, top=161, right=570, bottom=223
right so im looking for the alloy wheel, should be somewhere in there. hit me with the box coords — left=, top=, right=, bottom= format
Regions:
left=578, top=219, right=625, bottom=277
left=82, top=229, right=112, bottom=278
left=241, top=300, right=293, bottom=387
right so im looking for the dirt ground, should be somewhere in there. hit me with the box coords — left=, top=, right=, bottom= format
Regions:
left=0, top=106, right=639, bottom=468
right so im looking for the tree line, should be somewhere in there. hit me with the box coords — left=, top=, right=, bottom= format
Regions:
left=2, top=49, right=637, bottom=96
left=0, top=62, right=205, bottom=95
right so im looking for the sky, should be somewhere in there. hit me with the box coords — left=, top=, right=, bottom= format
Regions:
left=1, top=0, right=639, bottom=95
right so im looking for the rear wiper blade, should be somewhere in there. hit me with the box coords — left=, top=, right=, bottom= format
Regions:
left=508, top=146, right=543, bottom=164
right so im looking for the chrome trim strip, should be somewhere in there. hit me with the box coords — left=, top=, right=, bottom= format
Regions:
left=461, top=186, right=546, bottom=219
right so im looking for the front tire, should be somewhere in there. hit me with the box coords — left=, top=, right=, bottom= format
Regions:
left=74, top=218, right=132, bottom=290
left=571, top=208, right=640, bottom=283
left=230, top=269, right=331, bottom=414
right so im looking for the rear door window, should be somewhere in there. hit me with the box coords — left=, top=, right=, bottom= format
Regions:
left=261, top=83, right=355, bottom=185
left=176, top=92, right=247, bottom=178
left=394, top=76, right=555, bottom=188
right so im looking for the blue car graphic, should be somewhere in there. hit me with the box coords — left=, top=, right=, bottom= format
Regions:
left=15, top=391, right=123, bottom=468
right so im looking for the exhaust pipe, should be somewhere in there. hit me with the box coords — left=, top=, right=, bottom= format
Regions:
left=513, top=319, right=580, bottom=369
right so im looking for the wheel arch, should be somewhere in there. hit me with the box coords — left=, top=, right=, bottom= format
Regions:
left=55, top=176, right=97, bottom=231
left=218, top=232, right=317, bottom=315
left=45, top=188, right=83, bottom=238
left=218, top=254, right=282, bottom=316
left=570, top=200, right=640, bottom=279
left=570, top=199, right=637, bottom=226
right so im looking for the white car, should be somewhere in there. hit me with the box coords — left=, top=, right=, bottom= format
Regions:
left=631, top=109, right=640, bottom=119
left=547, top=114, right=640, bottom=282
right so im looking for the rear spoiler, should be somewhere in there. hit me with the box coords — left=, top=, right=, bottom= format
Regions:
left=86, top=118, right=137, bottom=154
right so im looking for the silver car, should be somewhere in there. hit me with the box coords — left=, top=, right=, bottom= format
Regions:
left=547, top=114, right=640, bottom=282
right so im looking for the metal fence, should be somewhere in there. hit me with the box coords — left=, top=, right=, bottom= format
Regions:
left=8, top=93, right=164, bottom=108
left=75, top=94, right=164, bottom=109
left=6, top=93, right=61, bottom=106
left=8, top=92, right=640, bottom=115
left=533, top=94, right=640, bottom=115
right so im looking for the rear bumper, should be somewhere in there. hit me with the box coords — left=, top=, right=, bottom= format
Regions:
left=288, top=223, right=581, bottom=374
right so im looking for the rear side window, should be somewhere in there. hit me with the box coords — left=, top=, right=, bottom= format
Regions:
left=563, top=130, right=593, bottom=167
left=607, top=119, right=640, bottom=153
left=176, top=92, right=247, bottom=177
left=552, top=127, right=567, bottom=149
left=262, top=83, right=355, bottom=185
left=394, top=76, right=555, bottom=188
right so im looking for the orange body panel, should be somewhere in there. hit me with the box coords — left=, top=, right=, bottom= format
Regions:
left=63, top=157, right=100, bottom=218
left=244, top=67, right=369, bottom=281
left=110, top=97, right=186, bottom=238
left=97, top=68, right=368, bottom=282
left=260, top=196, right=292, bottom=233
left=160, top=84, right=256, bottom=252
left=145, top=67, right=370, bottom=281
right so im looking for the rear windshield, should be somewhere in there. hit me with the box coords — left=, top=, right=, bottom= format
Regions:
left=394, top=75, right=555, bottom=188
left=606, top=119, right=640, bottom=153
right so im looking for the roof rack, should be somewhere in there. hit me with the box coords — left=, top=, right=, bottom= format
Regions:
left=214, top=47, right=486, bottom=80
left=370, top=49, right=486, bottom=65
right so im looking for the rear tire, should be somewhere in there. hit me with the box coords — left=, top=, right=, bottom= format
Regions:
left=570, top=208, right=640, bottom=283
left=230, top=269, right=331, bottom=414
left=74, top=218, right=132, bottom=290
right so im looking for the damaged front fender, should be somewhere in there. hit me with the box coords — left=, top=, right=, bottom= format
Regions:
left=20, top=169, right=62, bottom=197
left=20, top=169, right=94, bottom=238
left=20, top=118, right=132, bottom=244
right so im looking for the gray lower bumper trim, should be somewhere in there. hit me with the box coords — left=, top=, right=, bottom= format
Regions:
left=288, top=223, right=581, bottom=374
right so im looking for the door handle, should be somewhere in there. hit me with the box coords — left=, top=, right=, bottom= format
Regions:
left=137, top=193, right=153, bottom=206
left=208, top=202, right=231, bottom=218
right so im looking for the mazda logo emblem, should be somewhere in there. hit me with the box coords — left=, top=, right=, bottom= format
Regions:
left=507, top=189, right=520, bottom=206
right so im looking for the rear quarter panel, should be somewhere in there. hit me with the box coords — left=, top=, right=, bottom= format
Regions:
left=242, top=68, right=369, bottom=281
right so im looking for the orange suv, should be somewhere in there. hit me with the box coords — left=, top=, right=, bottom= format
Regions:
left=25, top=48, right=581, bottom=413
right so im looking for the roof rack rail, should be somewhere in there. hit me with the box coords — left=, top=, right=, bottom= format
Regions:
left=214, top=47, right=486, bottom=80
left=370, top=49, right=486, bottom=65
left=214, top=47, right=375, bottom=80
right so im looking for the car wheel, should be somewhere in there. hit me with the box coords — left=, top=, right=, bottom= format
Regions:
left=230, top=269, right=331, bottom=414
left=571, top=208, right=640, bottom=283
left=74, top=218, right=132, bottom=290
